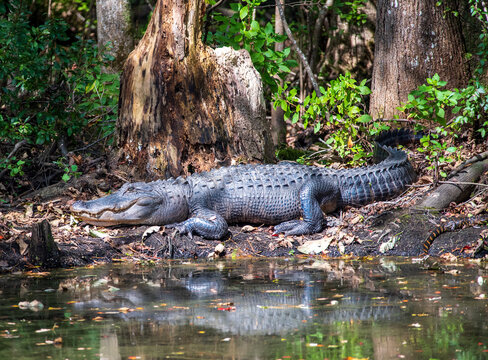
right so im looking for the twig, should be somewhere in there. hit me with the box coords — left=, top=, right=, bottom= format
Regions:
left=376, top=118, right=417, bottom=123
left=275, top=0, right=322, bottom=96
left=71, top=131, right=115, bottom=153
left=145, top=0, right=154, bottom=11
left=309, top=2, right=331, bottom=72
left=448, top=150, right=488, bottom=179
left=438, top=180, right=488, bottom=188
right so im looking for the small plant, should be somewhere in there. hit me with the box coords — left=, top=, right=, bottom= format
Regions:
left=54, top=159, right=82, bottom=182
left=398, top=73, right=488, bottom=178
left=0, top=156, right=26, bottom=177
left=274, top=72, right=375, bottom=164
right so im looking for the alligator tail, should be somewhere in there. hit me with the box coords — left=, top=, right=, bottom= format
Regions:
left=373, top=128, right=423, bottom=163
left=375, top=128, right=424, bottom=147
left=338, top=143, right=416, bottom=207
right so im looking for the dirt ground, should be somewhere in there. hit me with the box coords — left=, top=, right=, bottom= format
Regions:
left=0, top=179, right=487, bottom=273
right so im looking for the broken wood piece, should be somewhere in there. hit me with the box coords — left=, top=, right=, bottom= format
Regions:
left=28, top=220, right=60, bottom=267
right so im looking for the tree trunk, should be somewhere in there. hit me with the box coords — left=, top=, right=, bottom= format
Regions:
left=117, top=0, right=273, bottom=179
left=96, top=0, right=134, bottom=72
left=271, top=0, right=286, bottom=147
left=370, top=0, right=469, bottom=119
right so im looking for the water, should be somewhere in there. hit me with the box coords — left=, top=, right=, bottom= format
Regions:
left=0, top=258, right=487, bottom=359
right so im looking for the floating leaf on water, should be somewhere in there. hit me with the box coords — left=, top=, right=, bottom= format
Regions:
left=35, top=328, right=51, bottom=333
left=92, top=278, right=109, bottom=287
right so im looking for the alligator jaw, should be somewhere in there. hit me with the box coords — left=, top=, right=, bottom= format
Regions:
left=71, top=197, right=161, bottom=226
left=71, top=200, right=136, bottom=226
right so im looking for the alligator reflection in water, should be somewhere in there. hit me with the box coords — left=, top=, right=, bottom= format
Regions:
left=1, top=259, right=487, bottom=359
left=71, top=265, right=406, bottom=336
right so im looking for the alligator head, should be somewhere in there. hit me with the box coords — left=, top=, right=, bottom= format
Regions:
left=71, top=180, right=189, bottom=226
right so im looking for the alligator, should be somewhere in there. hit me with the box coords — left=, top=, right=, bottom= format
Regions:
left=71, top=130, right=418, bottom=240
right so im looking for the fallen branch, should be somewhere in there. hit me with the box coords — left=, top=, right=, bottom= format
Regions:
left=417, top=159, right=488, bottom=210
left=448, top=150, right=488, bottom=179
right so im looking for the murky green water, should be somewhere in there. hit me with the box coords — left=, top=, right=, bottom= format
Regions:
left=0, top=258, right=487, bottom=359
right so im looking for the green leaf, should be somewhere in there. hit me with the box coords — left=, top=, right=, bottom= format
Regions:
left=358, top=114, right=372, bottom=123
left=358, top=85, right=371, bottom=95
left=314, top=121, right=321, bottom=133
left=436, top=107, right=445, bottom=120
left=446, top=147, right=456, bottom=153
left=292, top=112, right=299, bottom=124
left=62, top=173, right=70, bottom=182
left=239, top=6, right=249, bottom=19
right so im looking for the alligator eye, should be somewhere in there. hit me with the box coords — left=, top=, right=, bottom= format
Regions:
left=136, top=197, right=159, bottom=206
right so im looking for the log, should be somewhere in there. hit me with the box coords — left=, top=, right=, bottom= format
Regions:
left=417, top=159, right=488, bottom=210
left=28, top=220, right=60, bottom=267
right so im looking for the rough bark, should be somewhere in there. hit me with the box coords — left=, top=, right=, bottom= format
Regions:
left=96, top=0, right=134, bottom=72
left=417, top=159, right=488, bottom=210
left=370, top=0, right=469, bottom=119
left=28, top=220, right=60, bottom=267
left=117, top=0, right=273, bottom=179
left=270, top=0, right=286, bottom=147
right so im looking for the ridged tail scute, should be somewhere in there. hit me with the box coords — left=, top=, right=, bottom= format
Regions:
left=373, top=128, right=423, bottom=163
left=374, top=128, right=424, bottom=147
left=339, top=144, right=416, bottom=207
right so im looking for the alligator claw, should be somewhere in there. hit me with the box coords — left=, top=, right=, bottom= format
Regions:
left=166, top=223, right=193, bottom=239
left=274, top=220, right=322, bottom=236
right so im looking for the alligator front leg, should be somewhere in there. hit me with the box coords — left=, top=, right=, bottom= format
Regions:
left=274, top=180, right=339, bottom=236
left=166, top=209, right=228, bottom=240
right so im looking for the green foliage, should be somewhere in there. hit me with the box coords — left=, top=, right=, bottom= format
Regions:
left=334, top=0, right=369, bottom=26
left=205, top=0, right=297, bottom=92
left=0, top=156, right=26, bottom=177
left=398, top=73, right=488, bottom=177
left=0, top=0, right=119, bottom=177
left=275, top=147, right=309, bottom=163
left=54, top=159, right=82, bottom=182
left=398, top=73, right=461, bottom=126
left=274, top=72, right=375, bottom=164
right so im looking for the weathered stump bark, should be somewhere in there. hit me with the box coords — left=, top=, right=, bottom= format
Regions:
left=117, top=0, right=273, bottom=179
left=370, top=0, right=469, bottom=119
left=28, top=220, right=60, bottom=267
left=417, top=159, right=488, bottom=210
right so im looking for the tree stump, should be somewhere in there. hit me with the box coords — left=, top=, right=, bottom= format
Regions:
left=28, top=220, right=60, bottom=267
left=117, top=0, right=273, bottom=179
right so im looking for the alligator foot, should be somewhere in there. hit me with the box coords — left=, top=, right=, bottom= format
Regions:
left=274, top=220, right=323, bottom=236
left=166, top=223, right=194, bottom=240
left=166, top=212, right=229, bottom=240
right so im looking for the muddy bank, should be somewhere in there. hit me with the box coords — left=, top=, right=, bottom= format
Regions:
left=1, top=200, right=487, bottom=273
